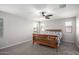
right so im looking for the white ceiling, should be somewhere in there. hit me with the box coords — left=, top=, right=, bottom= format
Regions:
left=0, top=4, right=79, bottom=21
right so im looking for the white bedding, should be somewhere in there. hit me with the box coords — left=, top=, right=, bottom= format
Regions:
left=55, top=32, right=62, bottom=47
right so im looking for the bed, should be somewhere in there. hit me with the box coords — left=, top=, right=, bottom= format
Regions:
left=33, top=29, right=63, bottom=48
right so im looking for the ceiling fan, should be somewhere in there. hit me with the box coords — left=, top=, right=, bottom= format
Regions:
left=41, top=11, right=53, bottom=19
left=40, top=4, right=66, bottom=19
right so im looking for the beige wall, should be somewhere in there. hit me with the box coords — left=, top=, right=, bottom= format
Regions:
left=44, top=17, right=76, bottom=43
left=0, top=11, right=33, bottom=49
left=76, top=14, right=79, bottom=48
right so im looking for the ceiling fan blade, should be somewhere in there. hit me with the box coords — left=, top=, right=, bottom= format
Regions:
left=45, top=16, right=50, bottom=19
left=47, top=14, right=53, bottom=16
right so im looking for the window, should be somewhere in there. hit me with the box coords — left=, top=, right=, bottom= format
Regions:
left=40, top=22, right=45, bottom=31
left=65, top=21, right=72, bottom=32
left=33, top=22, right=39, bottom=34
left=65, top=21, right=72, bottom=26
left=33, top=21, right=45, bottom=34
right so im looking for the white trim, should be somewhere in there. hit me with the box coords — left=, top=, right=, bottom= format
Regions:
left=0, top=39, right=32, bottom=49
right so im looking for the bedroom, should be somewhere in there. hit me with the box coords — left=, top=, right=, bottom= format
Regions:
left=0, top=4, right=78, bottom=55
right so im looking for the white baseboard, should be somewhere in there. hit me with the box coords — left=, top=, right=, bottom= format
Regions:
left=0, top=39, right=32, bottom=49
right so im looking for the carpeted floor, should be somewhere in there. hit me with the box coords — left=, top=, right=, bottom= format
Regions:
left=0, top=41, right=79, bottom=55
